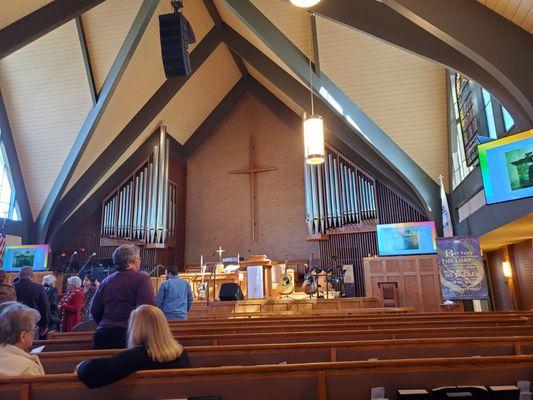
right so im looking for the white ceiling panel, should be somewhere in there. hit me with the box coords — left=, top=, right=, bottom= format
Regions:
left=81, top=0, right=143, bottom=92
left=316, top=16, right=449, bottom=189
left=250, top=0, right=311, bottom=58
left=214, top=0, right=306, bottom=87
left=477, top=0, right=533, bottom=33
left=0, top=21, right=93, bottom=218
left=0, top=0, right=53, bottom=30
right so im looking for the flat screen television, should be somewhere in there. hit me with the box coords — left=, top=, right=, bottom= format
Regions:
left=376, top=221, right=437, bottom=256
left=1, top=244, right=49, bottom=272
left=478, top=129, right=533, bottom=205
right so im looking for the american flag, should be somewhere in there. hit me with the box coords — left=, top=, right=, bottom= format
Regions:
left=0, top=218, right=7, bottom=267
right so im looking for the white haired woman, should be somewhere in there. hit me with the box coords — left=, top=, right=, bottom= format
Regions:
left=42, top=275, right=60, bottom=332
left=58, top=276, right=84, bottom=332
left=0, top=302, right=45, bottom=376
left=77, top=304, right=190, bottom=388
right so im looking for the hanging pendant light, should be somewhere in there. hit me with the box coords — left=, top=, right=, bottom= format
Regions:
left=303, top=114, right=325, bottom=164
left=290, top=0, right=321, bottom=8
left=303, top=12, right=325, bottom=165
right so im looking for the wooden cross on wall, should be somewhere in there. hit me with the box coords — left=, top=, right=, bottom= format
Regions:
left=227, top=135, right=277, bottom=241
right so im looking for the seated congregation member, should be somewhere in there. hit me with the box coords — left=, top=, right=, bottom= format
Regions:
left=91, top=245, right=155, bottom=349
left=0, top=270, right=16, bottom=304
left=42, top=275, right=60, bottom=332
left=0, top=302, right=45, bottom=376
left=13, top=267, right=49, bottom=337
left=81, top=275, right=98, bottom=321
left=59, top=276, right=84, bottom=332
left=156, top=265, right=193, bottom=320
left=77, top=304, right=190, bottom=388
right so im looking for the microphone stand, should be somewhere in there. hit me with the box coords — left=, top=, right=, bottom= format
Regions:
left=64, top=252, right=77, bottom=276
left=78, top=254, right=96, bottom=277
left=205, top=262, right=217, bottom=306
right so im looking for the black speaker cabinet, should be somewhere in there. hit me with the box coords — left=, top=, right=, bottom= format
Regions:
left=159, top=12, right=191, bottom=77
left=219, top=283, right=244, bottom=301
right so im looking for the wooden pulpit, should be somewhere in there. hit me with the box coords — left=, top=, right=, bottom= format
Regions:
left=239, top=260, right=276, bottom=299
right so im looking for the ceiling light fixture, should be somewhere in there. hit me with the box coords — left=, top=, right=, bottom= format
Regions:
left=290, top=0, right=321, bottom=8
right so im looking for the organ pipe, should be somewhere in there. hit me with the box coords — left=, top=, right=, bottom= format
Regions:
left=303, top=146, right=378, bottom=234
left=100, top=126, right=177, bottom=245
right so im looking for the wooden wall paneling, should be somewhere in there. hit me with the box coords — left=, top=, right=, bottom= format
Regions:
left=363, top=255, right=442, bottom=312
left=512, top=239, right=533, bottom=310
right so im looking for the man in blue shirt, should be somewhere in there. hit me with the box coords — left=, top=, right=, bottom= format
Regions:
left=156, top=265, right=193, bottom=320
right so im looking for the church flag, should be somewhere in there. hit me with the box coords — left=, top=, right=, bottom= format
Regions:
left=439, top=175, right=453, bottom=237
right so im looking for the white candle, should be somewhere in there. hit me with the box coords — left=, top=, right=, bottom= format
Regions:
left=200, top=254, right=204, bottom=266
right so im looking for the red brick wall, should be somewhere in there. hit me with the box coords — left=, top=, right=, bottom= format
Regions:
left=486, top=239, right=533, bottom=310
left=185, top=93, right=318, bottom=264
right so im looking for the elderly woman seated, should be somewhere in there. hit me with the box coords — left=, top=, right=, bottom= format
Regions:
left=77, top=304, right=190, bottom=388
left=0, top=302, right=45, bottom=376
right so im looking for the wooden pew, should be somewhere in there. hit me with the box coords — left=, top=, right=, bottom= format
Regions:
left=35, top=324, right=533, bottom=351
left=38, top=335, right=533, bottom=374
left=48, top=316, right=531, bottom=340
left=2, top=356, right=532, bottom=400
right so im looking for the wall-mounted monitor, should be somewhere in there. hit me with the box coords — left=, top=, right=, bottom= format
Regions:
left=376, top=221, right=437, bottom=256
left=1, top=245, right=49, bottom=272
left=478, top=129, right=533, bottom=205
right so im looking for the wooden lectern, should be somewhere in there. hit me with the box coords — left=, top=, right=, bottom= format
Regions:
left=239, top=259, right=276, bottom=299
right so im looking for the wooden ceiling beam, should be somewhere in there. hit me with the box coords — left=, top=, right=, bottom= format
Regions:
left=0, top=0, right=106, bottom=60
left=46, top=28, right=222, bottom=244
left=380, top=0, right=533, bottom=128
left=307, top=0, right=533, bottom=129
left=35, top=0, right=159, bottom=243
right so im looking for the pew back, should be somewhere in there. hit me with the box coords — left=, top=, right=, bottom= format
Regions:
left=37, top=336, right=533, bottom=374
left=51, top=317, right=530, bottom=339
left=35, top=324, right=533, bottom=351
left=2, top=356, right=532, bottom=400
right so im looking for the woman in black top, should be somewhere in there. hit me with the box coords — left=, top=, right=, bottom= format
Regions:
left=77, top=304, right=191, bottom=388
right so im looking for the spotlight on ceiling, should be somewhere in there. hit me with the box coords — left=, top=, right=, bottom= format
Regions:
left=159, top=1, right=196, bottom=77
left=290, top=0, right=321, bottom=8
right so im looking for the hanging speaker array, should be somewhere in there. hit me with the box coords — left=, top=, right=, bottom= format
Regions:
left=159, top=1, right=196, bottom=77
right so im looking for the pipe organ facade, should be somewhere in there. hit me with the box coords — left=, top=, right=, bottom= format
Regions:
left=304, top=145, right=378, bottom=235
left=101, top=126, right=177, bottom=245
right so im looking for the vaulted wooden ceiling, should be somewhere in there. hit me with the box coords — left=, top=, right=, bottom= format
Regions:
left=0, top=0, right=531, bottom=244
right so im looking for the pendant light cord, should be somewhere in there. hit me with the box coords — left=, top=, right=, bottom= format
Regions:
left=308, top=11, right=314, bottom=116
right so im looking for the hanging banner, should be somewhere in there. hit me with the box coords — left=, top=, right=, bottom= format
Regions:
left=437, top=236, right=488, bottom=300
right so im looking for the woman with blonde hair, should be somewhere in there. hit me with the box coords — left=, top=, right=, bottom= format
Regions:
left=77, top=305, right=190, bottom=388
